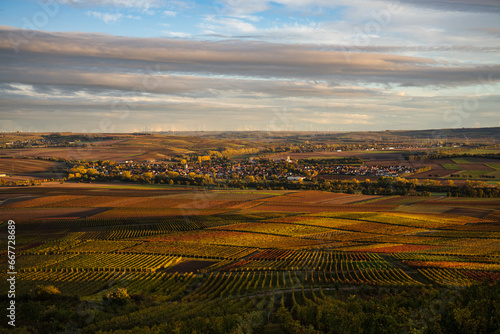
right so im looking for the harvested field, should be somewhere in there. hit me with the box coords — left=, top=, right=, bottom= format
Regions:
left=262, top=190, right=348, bottom=204
left=93, top=207, right=230, bottom=218
left=35, top=196, right=142, bottom=208
left=408, top=168, right=454, bottom=178
left=162, top=260, right=218, bottom=273
left=212, top=222, right=332, bottom=237
left=314, top=194, right=380, bottom=205
left=0, top=147, right=151, bottom=162
left=0, top=196, right=39, bottom=206
left=0, top=158, right=64, bottom=174
left=456, top=164, right=495, bottom=171
left=0, top=207, right=112, bottom=220
left=351, top=244, right=440, bottom=253
left=445, top=207, right=492, bottom=218
left=484, top=211, right=500, bottom=221
left=419, top=198, right=500, bottom=209
left=0, top=195, right=86, bottom=208
left=255, top=203, right=396, bottom=213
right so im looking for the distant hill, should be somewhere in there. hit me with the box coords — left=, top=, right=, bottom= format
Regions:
left=161, top=127, right=500, bottom=142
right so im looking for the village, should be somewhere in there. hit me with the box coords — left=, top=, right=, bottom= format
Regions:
left=76, top=156, right=419, bottom=182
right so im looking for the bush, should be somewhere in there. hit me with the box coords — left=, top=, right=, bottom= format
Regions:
left=30, top=285, right=61, bottom=299
left=103, top=288, right=130, bottom=305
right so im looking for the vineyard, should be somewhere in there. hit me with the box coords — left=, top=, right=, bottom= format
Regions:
left=1, top=186, right=500, bottom=332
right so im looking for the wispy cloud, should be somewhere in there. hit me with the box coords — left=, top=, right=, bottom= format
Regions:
left=201, top=16, right=258, bottom=34
left=163, top=31, right=191, bottom=38
left=59, top=0, right=165, bottom=10
left=163, top=10, right=177, bottom=17
left=87, top=11, right=122, bottom=24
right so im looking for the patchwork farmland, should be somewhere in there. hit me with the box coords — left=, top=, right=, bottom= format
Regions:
left=1, top=184, right=500, bottom=332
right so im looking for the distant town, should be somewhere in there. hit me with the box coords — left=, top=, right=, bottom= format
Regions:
left=68, top=156, right=419, bottom=183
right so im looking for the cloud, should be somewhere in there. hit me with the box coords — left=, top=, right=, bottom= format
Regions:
left=0, top=26, right=498, bottom=132
left=217, top=0, right=270, bottom=16
left=395, top=0, right=500, bottom=13
left=216, top=0, right=500, bottom=14
left=59, top=0, right=165, bottom=10
left=163, top=10, right=177, bottom=17
left=163, top=31, right=191, bottom=38
left=2, top=27, right=499, bottom=88
left=201, top=16, right=258, bottom=34
left=87, top=11, right=122, bottom=24
left=125, top=15, right=142, bottom=20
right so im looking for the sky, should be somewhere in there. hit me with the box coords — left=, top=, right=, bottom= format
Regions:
left=0, top=0, right=499, bottom=133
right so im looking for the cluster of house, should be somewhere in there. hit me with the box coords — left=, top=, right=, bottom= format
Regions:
left=326, top=165, right=416, bottom=177
left=3, top=138, right=79, bottom=148
left=90, top=157, right=417, bottom=181
left=3, top=138, right=53, bottom=148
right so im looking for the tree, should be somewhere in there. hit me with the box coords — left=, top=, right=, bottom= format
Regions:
left=87, top=168, right=98, bottom=177
left=244, top=175, right=255, bottom=183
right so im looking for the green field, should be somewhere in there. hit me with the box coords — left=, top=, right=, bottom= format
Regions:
left=441, top=163, right=462, bottom=170
left=486, top=163, right=500, bottom=170
left=451, top=157, right=472, bottom=164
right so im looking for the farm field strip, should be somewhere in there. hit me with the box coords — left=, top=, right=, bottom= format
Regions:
left=263, top=216, right=433, bottom=237
left=1, top=270, right=197, bottom=299
left=3, top=186, right=500, bottom=305
left=42, top=253, right=183, bottom=271
left=210, top=222, right=333, bottom=237
left=441, top=163, right=462, bottom=170
left=418, top=268, right=476, bottom=287
left=186, top=268, right=424, bottom=301
left=403, top=259, right=500, bottom=271
left=391, top=253, right=500, bottom=263
left=124, top=241, right=260, bottom=260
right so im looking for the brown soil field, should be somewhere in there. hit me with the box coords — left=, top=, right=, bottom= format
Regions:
left=315, top=194, right=380, bottom=205
left=0, top=195, right=39, bottom=205
left=162, top=260, right=218, bottom=273
left=160, top=191, right=283, bottom=201
left=356, top=196, right=413, bottom=206
left=456, top=164, right=495, bottom=171
left=419, top=198, right=500, bottom=209
left=2, top=184, right=192, bottom=197
left=93, top=207, right=229, bottom=218
left=353, top=244, right=440, bottom=253
left=263, top=190, right=350, bottom=204
left=445, top=222, right=500, bottom=232
left=268, top=151, right=407, bottom=162
left=254, top=203, right=395, bottom=213
left=0, top=147, right=148, bottom=162
left=0, top=175, right=46, bottom=182
left=2, top=184, right=498, bottom=222
left=0, top=195, right=85, bottom=209
left=0, top=207, right=112, bottom=220
left=38, top=196, right=147, bottom=208
left=445, top=207, right=492, bottom=218
left=484, top=211, right=500, bottom=221
left=119, top=197, right=247, bottom=210
left=408, top=168, right=454, bottom=178
left=0, top=158, right=64, bottom=174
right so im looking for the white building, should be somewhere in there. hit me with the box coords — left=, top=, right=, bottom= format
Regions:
left=287, top=176, right=305, bottom=181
